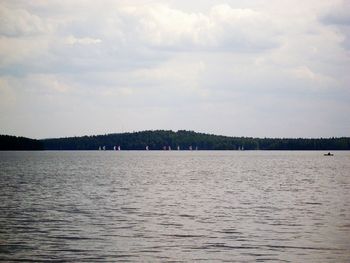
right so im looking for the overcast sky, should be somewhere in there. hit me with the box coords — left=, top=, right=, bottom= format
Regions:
left=0, top=0, right=349, bottom=139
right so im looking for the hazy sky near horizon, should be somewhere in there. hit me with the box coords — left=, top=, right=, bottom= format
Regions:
left=0, top=0, right=349, bottom=139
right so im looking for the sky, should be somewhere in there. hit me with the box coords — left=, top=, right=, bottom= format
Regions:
left=0, top=0, right=349, bottom=139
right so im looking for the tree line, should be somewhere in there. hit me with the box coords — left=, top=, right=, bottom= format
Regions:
left=0, top=135, right=44, bottom=150
left=40, top=130, right=350, bottom=150
left=1, top=130, right=350, bottom=151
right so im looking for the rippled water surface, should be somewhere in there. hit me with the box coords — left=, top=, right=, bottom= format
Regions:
left=1, top=151, right=350, bottom=262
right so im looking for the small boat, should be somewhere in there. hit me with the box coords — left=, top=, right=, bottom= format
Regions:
left=324, top=152, right=334, bottom=156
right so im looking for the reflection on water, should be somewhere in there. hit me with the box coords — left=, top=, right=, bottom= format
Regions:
left=0, top=151, right=350, bottom=262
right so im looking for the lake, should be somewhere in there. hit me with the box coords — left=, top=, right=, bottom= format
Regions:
left=0, top=151, right=349, bottom=262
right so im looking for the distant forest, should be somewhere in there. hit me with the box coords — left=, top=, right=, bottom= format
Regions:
left=0, top=135, right=44, bottom=151
left=1, top=130, right=350, bottom=151
left=41, top=130, right=350, bottom=150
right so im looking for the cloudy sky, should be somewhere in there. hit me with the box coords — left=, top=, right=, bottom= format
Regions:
left=0, top=0, right=349, bottom=139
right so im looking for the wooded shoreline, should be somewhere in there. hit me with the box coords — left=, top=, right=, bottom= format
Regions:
left=1, top=130, right=350, bottom=151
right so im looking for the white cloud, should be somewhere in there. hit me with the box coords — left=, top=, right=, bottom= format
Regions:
left=64, top=36, right=101, bottom=45
left=0, top=36, right=50, bottom=71
left=0, top=5, right=51, bottom=37
left=291, top=66, right=335, bottom=85
left=122, top=4, right=279, bottom=51
left=0, top=0, right=349, bottom=138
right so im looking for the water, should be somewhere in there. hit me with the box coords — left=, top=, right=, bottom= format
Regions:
left=0, top=151, right=350, bottom=262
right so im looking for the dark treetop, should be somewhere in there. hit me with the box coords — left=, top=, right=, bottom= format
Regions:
left=0, top=135, right=44, bottom=151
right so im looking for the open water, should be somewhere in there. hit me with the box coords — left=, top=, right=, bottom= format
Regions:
left=0, top=151, right=350, bottom=262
